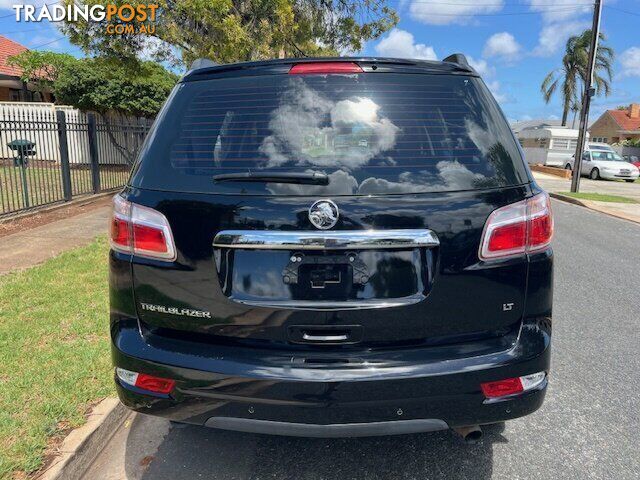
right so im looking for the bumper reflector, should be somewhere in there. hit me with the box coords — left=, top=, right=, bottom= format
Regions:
left=116, top=367, right=176, bottom=394
left=481, top=371, right=546, bottom=399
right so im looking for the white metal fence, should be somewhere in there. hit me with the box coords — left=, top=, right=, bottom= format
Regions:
left=0, top=102, right=151, bottom=165
left=0, top=103, right=153, bottom=216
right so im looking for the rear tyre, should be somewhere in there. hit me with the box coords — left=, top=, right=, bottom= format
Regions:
left=590, top=168, right=600, bottom=180
left=625, top=179, right=635, bottom=183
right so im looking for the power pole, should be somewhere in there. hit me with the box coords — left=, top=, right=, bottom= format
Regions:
left=570, top=0, right=603, bottom=193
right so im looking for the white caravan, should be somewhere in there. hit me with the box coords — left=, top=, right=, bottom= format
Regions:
left=517, top=126, right=582, bottom=167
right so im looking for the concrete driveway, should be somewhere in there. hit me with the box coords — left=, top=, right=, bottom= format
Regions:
left=84, top=200, right=640, bottom=480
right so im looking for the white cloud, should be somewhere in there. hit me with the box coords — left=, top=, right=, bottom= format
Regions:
left=528, top=0, right=591, bottom=57
left=486, top=80, right=509, bottom=103
left=620, top=47, right=640, bottom=78
left=533, top=20, right=590, bottom=56
left=528, top=0, right=592, bottom=23
left=466, top=56, right=494, bottom=77
left=409, top=0, right=504, bottom=26
left=482, top=32, right=521, bottom=61
left=466, top=56, right=508, bottom=103
left=260, top=80, right=400, bottom=169
left=374, top=29, right=437, bottom=60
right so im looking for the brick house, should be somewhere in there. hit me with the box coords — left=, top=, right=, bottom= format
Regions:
left=0, top=35, right=54, bottom=102
left=589, top=103, right=640, bottom=144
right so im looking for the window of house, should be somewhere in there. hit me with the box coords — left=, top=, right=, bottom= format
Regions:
left=9, top=89, right=21, bottom=101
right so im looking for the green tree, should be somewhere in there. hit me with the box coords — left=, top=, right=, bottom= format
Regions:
left=59, top=0, right=398, bottom=66
left=541, top=29, right=614, bottom=126
left=6, top=50, right=76, bottom=95
left=8, top=51, right=177, bottom=117
left=54, top=58, right=178, bottom=117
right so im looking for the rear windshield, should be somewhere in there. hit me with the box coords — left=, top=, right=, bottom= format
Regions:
left=131, top=73, right=528, bottom=195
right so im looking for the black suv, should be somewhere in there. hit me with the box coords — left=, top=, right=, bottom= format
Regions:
left=110, top=56, right=553, bottom=440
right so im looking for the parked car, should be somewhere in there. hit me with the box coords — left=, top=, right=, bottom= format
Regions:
left=109, top=56, right=554, bottom=442
left=622, top=154, right=640, bottom=171
left=565, top=143, right=639, bottom=182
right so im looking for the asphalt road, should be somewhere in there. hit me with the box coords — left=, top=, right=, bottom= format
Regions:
left=87, top=200, right=640, bottom=480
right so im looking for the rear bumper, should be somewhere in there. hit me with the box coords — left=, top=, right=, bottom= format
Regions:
left=599, top=171, right=639, bottom=180
left=111, top=317, right=551, bottom=436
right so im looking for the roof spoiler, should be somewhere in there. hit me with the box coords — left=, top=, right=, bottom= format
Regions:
left=189, top=58, right=217, bottom=70
left=442, top=53, right=471, bottom=70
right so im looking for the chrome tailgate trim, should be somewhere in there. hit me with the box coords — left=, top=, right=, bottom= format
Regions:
left=213, top=229, right=440, bottom=250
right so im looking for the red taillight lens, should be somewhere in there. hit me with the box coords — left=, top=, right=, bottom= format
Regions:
left=479, top=192, right=553, bottom=260
left=529, top=214, right=553, bottom=246
left=134, top=373, right=176, bottom=394
left=110, top=195, right=132, bottom=250
left=133, top=224, right=169, bottom=254
left=110, top=216, right=131, bottom=248
left=110, top=195, right=176, bottom=261
left=526, top=193, right=554, bottom=250
left=486, top=222, right=526, bottom=253
left=480, top=377, right=523, bottom=398
left=480, top=372, right=546, bottom=399
left=289, top=62, right=363, bottom=75
left=116, top=368, right=176, bottom=394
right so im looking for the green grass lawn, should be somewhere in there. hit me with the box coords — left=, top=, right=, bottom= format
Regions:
left=560, top=192, right=639, bottom=204
left=0, top=237, right=113, bottom=479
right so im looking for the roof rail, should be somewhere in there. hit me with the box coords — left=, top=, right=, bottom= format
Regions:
left=190, top=58, right=217, bottom=70
left=442, top=53, right=471, bottom=69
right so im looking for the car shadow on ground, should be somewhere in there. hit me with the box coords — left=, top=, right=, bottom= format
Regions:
left=124, top=415, right=507, bottom=480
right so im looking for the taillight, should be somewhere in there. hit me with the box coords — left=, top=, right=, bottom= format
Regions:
left=109, top=195, right=176, bottom=261
left=479, top=192, right=553, bottom=260
left=116, top=367, right=176, bottom=394
left=289, top=62, right=363, bottom=74
left=481, top=372, right=546, bottom=399
left=480, top=377, right=523, bottom=398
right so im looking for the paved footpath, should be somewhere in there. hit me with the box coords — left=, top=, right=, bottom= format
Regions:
left=0, top=204, right=111, bottom=275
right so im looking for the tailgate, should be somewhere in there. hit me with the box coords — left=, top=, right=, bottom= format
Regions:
left=130, top=186, right=529, bottom=347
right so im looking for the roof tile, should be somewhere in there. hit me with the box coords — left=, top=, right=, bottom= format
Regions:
left=0, top=35, right=28, bottom=77
left=608, top=109, right=640, bottom=132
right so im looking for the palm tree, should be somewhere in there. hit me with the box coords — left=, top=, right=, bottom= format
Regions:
left=541, top=30, right=614, bottom=126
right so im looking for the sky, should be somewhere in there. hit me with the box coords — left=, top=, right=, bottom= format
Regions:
left=0, top=0, right=639, bottom=124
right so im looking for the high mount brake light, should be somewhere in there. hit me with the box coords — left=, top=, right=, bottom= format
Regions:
left=110, top=195, right=176, bottom=261
left=479, top=192, right=553, bottom=261
left=289, top=62, right=363, bottom=75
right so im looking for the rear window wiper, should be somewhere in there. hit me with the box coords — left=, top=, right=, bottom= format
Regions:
left=212, top=172, right=329, bottom=185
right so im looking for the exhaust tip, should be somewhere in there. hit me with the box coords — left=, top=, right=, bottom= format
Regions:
left=453, top=425, right=483, bottom=444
